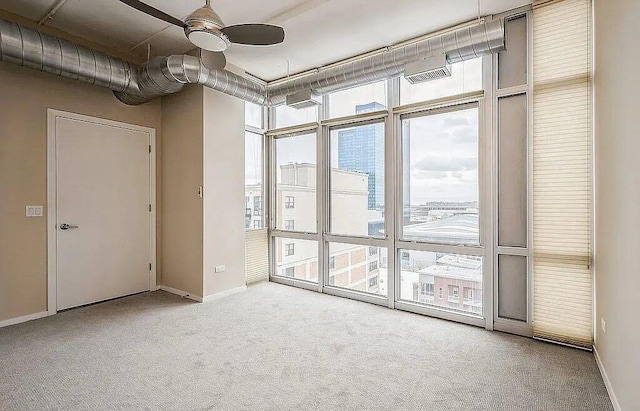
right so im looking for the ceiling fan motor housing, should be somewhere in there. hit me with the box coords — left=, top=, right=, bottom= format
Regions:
left=184, top=5, right=230, bottom=52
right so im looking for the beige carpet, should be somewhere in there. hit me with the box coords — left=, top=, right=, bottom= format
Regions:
left=0, top=282, right=612, bottom=410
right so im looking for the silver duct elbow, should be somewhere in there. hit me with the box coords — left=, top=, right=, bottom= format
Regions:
left=115, top=55, right=267, bottom=105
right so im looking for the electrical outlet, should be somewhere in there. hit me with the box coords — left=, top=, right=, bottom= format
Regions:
left=25, top=205, right=43, bottom=217
left=601, top=318, right=606, bottom=334
left=215, top=265, right=225, bottom=273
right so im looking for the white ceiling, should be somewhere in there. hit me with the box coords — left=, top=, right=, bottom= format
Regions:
left=0, top=0, right=530, bottom=81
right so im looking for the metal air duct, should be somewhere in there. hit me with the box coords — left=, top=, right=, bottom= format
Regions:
left=0, top=18, right=136, bottom=92
left=266, top=19, right=504, bottom=106
left=0, top=17, right=504, bottom=107
left=0, top=18, right=266, bottom=105
left=114, top=55, right=267, bottom=105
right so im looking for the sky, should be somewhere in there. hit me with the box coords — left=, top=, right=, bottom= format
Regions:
left=246, top=58, right=482, bottom=204
left=406, top=107, right=478, bottom=204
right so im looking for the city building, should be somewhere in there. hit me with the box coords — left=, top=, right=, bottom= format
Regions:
left=244, top=183, right=263, bottom=230
left=337, top=102, right=385, bottom=210
left=274, top=163, right=380, bottom=293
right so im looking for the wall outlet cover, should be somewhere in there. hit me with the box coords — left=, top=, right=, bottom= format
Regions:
left=215, top=265, right=225, bottom=273
left=25, top=206, right=44, bottom=217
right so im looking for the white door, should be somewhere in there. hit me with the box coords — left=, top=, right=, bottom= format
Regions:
left=54, top=115, right=152, bottom=310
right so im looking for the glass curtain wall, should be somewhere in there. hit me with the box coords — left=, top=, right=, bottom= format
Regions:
left=267, top=31, right=491, bottom=326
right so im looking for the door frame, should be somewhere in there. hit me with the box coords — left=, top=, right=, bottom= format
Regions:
left=47, top=109, right=157, bottom=315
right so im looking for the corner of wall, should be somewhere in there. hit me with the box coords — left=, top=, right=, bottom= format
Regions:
left=159, top=85, right=205, bottom=298
left=202, top=87, right=246, bottom=298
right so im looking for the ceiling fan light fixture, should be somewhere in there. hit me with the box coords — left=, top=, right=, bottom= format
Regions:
left=184, top=4, right=229, bottom=52
left=186, top=27, right=229, bottom=52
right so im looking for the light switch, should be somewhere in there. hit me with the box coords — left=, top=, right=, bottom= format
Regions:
left=25, top=206, right=43, bottom=217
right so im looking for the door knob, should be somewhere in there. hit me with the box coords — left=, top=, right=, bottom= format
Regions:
left=59, top=223, right=79, bottom=230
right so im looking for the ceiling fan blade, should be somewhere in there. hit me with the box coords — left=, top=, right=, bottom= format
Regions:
left=200, top=50, right=227, bottom=70
left=222, top=24, right=285, bottom=46
left=119, top=0, right=186, bottom=28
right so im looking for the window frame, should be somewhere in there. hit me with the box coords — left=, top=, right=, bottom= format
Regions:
left=285, top=243, right=295, bottom=257
left=264, top=13, right=527, bottom=331
left=421, top=283, right=435, bottom=297
left=284, top=266, right=295, bottom=277
left=399, top=57, right=484, bottom=107
left=448, top=285, right=460, bottom=302
left=284, top=196, right=295, bottom=209
left=327, top=118, right=387, bottom=239
left=284, top=219, right=295, bottom=231
left=327, top=80, right=388, bottom=120
left=397, top=101, right=482, bottom=247
left=245, top=102, right=266, bottom=232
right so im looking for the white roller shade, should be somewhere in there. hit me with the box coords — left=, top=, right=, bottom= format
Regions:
left=246, top=229, right=269, bottom=284
left=532, top=0, right=593, bottom=348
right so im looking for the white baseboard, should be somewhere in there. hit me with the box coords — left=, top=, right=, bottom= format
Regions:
left=594, top=346, right=622, bottom=411
left=202, top=285, right=247, bottom=303
left=0, top=311, right=49, bottom=328
left=156, top=285, right=203, bottom=302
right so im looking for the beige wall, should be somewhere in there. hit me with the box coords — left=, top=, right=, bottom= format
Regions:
left=203, top=87, right=246, bottom=296
left=594, top=1, right=640, bottom=409
left=0, top=62, right=162, bottom=322
left=160, top=84, right=204, bottom=298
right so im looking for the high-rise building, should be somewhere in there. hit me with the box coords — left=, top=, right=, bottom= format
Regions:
left=337, top=102, right=410, bottom=218
left=337, top=102, right=385, bottom=210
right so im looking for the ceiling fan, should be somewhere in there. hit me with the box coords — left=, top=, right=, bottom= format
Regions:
left=120, top=0, right=285, bottom=68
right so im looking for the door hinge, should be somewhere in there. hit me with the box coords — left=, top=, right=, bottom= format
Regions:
left=149, top=145, right=151, bottom=153
left=149, top=263, right=152, bottom=271
left=149, top=204, right=152, bottom=212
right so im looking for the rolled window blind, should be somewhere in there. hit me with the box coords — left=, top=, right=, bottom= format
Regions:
left=532, top=0, right=593, bottom=348
left=246, top=229, right=269, bottom=284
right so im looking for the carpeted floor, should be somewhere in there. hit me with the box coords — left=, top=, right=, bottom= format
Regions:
left=0, top=282, right=612, bottom=410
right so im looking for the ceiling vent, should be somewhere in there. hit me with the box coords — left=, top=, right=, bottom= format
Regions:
left=404, top=53, right=451, bottom=84
left=285, top=89, right=322, bottom=109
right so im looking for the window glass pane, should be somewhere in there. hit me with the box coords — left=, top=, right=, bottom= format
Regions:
left=275, top=133, right=316, bottom=232
left=245, top=132, right=263, bottom=231
left=245, top=101, right=262, bottom=129
left=275, top=105, right=318, bottom=129
left=399, top=250, right=483, bottom=315
left=328, top=243, right=387, bottom=296
left=400, top=58, right=482, bottom=105
left=401, top=107, right=479, bottom=244
left=329, top=82, right=387, bottom=118
left=274, top=238, right=318, bottom=283
left=330, top=123, right=385, bottom=237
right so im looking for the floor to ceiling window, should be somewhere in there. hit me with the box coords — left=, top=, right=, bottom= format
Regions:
left=270, top=129, right=320, bottom=285
left=264, top=11, right=540, bottom=331
left=267, top=51, right=490, bottom=324
left=260, top=5, right=593, bottom=349
left=245, top=102, right=269, bottom=284
left=397, top=104, right=484, bottom=316
left=327, top=117, right=387, bottom=296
